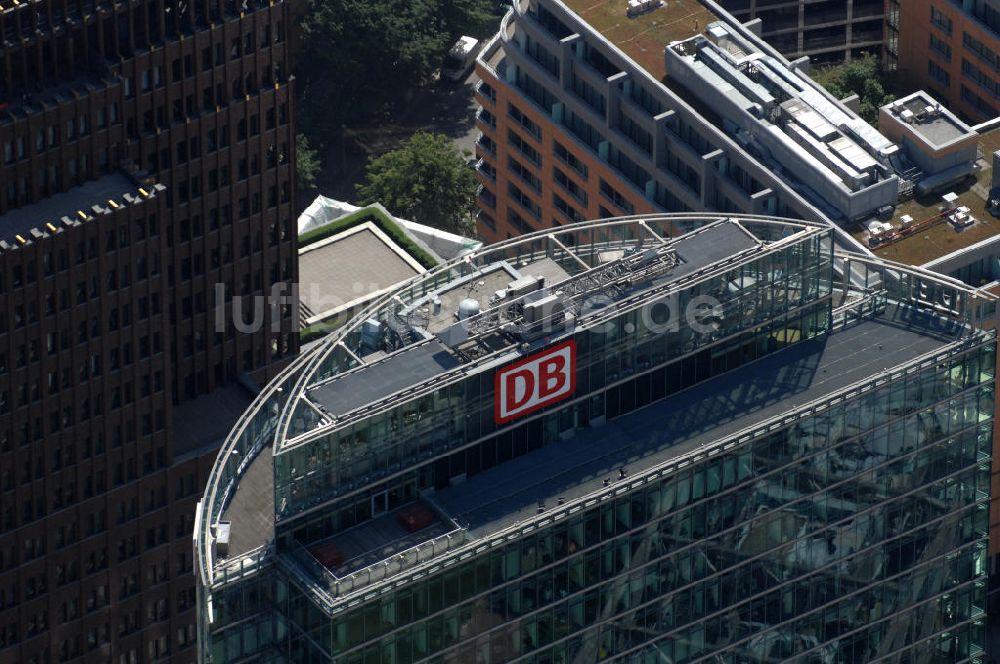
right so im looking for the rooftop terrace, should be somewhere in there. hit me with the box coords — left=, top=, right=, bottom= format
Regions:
left=298, top=223, right=424, bottom=322
left=212, top=218, right=779, bottom=565
left=216, top=300, right=972, bottom=584
left=561, top=0, right=718, bottom=80
left=198, top=214, right=999, bottom=609
left=274, top=301, right=978, bottom=603
left=852, top=127, right=1000, bottom=266
left=219, top=443, right=275, bottom=560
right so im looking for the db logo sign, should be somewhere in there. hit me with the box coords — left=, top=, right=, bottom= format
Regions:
left=495, top=340, right=576, bottom=424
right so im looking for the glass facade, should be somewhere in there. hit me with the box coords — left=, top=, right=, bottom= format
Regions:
left=273, top=231, right=833, bottom=523
left=195, top=216, right=997, bottom=664
left=215, top=341, right=994, bottom=663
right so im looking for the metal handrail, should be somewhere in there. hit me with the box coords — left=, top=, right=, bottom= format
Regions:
left=198, top=213, right=1000, bottom=589
left=209, top=544, right=274, bottom=589
left=831, top=289, right=887, bottom=327
left=500, top=4, right=515, bottom=43
left=288, top=527, right=469, bottom=602
left=275, top=214, right=1000, bottom=458
left=194, top=350, right=311, bottom=588
left=308, top=327, right=994, bottom=611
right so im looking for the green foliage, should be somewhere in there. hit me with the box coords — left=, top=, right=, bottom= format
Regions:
left=297, top=0, right=495, bottom=144
left=300, top=318, right=346, bottom=345
left=440, top=0, right=499, bottom=39
left=295, top=134, right=321, bottom=192
left=810, top=55, right=896, bottom=126
left=298, top=205, right=440, bottom=270
left=355, top=131, right=479, bottom=235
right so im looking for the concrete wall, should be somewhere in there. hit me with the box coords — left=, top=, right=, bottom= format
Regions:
left=663, top=40, right=898, bottom=221
left=879, top=108, right=980, bottom=175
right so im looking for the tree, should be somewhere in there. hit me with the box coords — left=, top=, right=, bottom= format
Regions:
left=296, top=0, right=496, bottom=144
left=355, top=131, right=479, bottom=234
left=295, top=134, right=321, bottom=192
left=811, top=54, right=896, bottom=126
left=440, top=0, right=498, bottom=39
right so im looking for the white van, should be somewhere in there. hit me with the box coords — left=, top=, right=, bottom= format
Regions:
left=441, top=36, right=480, bottom=82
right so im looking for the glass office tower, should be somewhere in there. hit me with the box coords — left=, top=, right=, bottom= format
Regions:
left=195, top=215, right=997, bottom=663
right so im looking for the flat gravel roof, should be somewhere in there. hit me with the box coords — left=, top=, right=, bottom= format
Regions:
left=299, top=227, right=421, bottom=315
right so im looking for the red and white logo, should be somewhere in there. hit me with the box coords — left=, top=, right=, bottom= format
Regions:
left=494, top=340, right=576, bottom=424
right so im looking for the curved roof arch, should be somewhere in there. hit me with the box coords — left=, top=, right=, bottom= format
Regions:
left=195, top=213, right=999, bottom=597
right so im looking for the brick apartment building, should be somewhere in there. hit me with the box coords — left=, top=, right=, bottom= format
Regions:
left=887, top=0, right=1000, bottom=123
left=0, top=0, right=298, bottom=662
left=471, top=0, right=893, bottom=243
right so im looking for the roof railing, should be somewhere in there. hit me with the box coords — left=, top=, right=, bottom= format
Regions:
left=831, top=288, right=888, bottom=329
left=279, top=217, right=1000, bottom=457
left=209, top=544, right=274, bottom=590
left=273, top=320, right=993, bottom=613
left=286, top=527, right=468, bottom=601
left=194, top=351, right=312, bottom=589
left=199, top=213, right=1000, bottom=590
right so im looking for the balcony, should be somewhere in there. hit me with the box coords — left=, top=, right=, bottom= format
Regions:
left=478, top=185, right=497, bottom=210
left=476, top=108, right=497, bottom=132
left=475, top=132, right=497, bottom=158
left=286, top=501, right=468, bottom=601
left=476, top=158, right=497, bottom=183
left=474, top=79, right=497, bottom=107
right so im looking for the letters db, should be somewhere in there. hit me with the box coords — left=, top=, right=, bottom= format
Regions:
left=494, top=340, right=576, bottom=424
